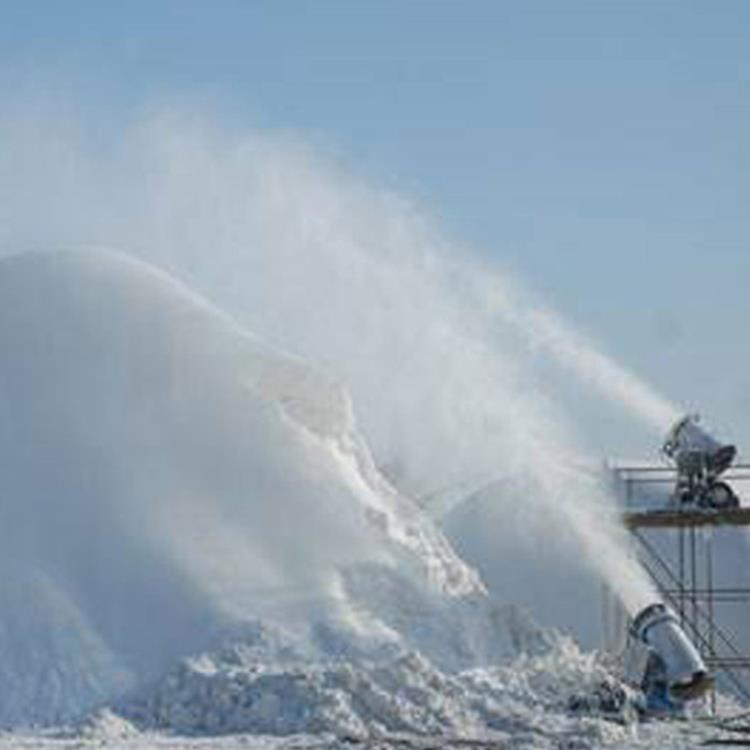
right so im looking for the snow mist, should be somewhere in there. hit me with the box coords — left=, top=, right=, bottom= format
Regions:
left=0, top=103, right=669, bottom=625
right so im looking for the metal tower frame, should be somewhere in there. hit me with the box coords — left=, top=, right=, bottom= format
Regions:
left=613, top=464, right=750, bottom=711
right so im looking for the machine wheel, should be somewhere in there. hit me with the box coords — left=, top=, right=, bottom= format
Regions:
left=707, top=481, right=739, bottom=509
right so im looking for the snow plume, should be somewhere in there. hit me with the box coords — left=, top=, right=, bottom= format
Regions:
left=0, top=102, right=671, bottom=698
left=0, top=249, right=489, bottom=725
left=473, top=276, right=680, bottom=434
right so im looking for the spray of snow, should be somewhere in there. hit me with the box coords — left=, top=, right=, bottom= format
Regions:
left=0, top=104, right=670, bottom=612
left=473, top=274, right=680, bottom=434
left=0, top=249, right=503, bottom=723
left=0, top=100, right=688, bottom=728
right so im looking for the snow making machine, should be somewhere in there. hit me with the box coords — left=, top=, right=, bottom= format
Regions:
left=625, top=603, right=713, bottom=713
left=662, top=414, right=739, bottom=509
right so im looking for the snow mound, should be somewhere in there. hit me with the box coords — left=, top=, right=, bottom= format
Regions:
left=0, top=250, right=503, bottom=725
left=116, top=623, right=635, bottom=746
left=77, top=708, right=141, bottom=742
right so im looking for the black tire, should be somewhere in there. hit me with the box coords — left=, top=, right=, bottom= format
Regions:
left=707, top=481, right=739, bottom=509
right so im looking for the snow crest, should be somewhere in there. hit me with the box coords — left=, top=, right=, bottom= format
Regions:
left=0, top=250, right=488, bottom=725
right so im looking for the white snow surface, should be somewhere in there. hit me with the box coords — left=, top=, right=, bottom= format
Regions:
left=117, top=608, right=568, bottom=737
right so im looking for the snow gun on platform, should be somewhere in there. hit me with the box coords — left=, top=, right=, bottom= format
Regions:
left=628, top=603, right=713, bottom=712
left=662, top=414, right=739, bottom=509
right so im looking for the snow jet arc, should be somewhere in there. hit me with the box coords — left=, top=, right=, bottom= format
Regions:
left=0, top=106, right=674, bottom=649
left=0, top=248, right=500, bottom=724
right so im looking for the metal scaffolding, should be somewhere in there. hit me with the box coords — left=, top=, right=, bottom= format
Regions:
left=613, top=464, right=750, bottom=711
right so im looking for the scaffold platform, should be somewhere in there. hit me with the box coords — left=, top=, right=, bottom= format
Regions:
left=624, top=506, right=750, bottom=529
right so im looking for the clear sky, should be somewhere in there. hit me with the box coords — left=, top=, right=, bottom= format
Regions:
left=2, top=1, right=750, bottom=447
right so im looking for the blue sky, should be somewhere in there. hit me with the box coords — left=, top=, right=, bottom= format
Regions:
left=2, top=1, right=750, bottom=446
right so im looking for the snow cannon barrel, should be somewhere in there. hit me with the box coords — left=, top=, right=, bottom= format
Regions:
left=631, top=603, right=713, bottom=701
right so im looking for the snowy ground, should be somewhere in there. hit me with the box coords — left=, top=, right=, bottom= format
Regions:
left=2, top=642, right=746, bottom=750
left=0, top=719, right=744, bottom=750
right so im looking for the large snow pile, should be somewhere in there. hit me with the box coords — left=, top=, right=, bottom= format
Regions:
left=117, top=621, right=629, bottom=742
left=0, top=249, right=546, bottom=726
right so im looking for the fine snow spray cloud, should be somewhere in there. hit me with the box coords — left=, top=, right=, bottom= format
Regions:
left=0, top=102, right=676, bottom=625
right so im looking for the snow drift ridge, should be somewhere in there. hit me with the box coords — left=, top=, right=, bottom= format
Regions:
left=0, top=249, right=511, bottom=725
